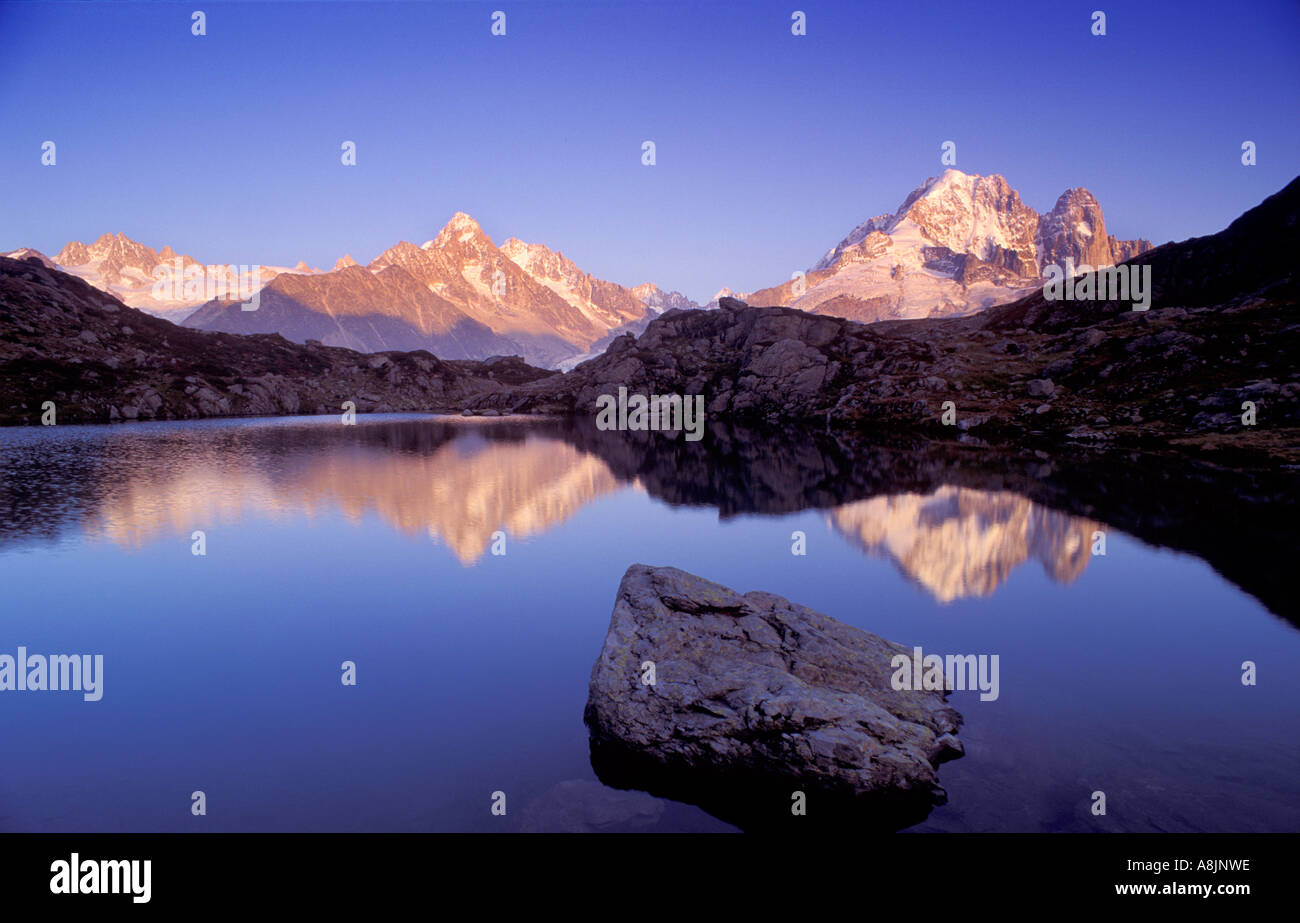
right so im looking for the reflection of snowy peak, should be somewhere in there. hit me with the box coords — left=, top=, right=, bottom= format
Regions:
left=747, top=170, right=1152, bottom=324
left=88, top=429, right=622, bottom=565
left=829, top=486, right=1100, bottom=603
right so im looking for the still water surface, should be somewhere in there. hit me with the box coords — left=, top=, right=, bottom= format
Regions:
left=1, top=414, right=1296, bottom=832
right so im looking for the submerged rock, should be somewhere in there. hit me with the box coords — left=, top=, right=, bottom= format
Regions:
left=584, top=564, right=964, bottom=831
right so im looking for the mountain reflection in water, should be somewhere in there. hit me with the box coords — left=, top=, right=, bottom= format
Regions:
left=2, top=415, right=1113, bottom=602
left=829, top=488, right=1097, bottom=603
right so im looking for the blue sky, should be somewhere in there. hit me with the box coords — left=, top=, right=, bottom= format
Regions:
left=1, top=0, right=1297, bottom=304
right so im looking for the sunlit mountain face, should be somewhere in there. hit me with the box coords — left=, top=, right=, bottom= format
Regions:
left=16, top=214, right=673, bottom=368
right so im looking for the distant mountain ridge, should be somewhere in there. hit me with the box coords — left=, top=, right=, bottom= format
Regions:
left=7, top=218, right=694, bottom=368
left=44, top=232, right=314, bottom=319
left=629, top=283, right=698, bottom=312
left=3, top=171, right=1148, bottom=363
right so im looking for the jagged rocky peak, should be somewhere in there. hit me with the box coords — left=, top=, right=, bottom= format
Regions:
left=181, top=212, right=654, bottom=367
left=814, top=170, right=1149, bottom=280
left=499, top=237, right=575, bottom=278
left=867, top=170, right=1038, bottom=273
left=813, top=170, right=1038, bottom=275
left=370, top=239, right=424, bottom=266
left=96, top=231, right=157, bottom=262
left=630, top=282, right=698, bottom=312
left=1036, top=187, right=1110, bottom=269
left=737, top=169, right=1156, bottom=325
left=365, top=240, right=440, bottom=281
left=17, top=219, right=656, bottom=365
left=812, top=214, right=893, bottom=271
left=1035, top=187, right=1152, bottom=270
left=56, top=232, right=156, bottom=271
left=54, top=240, right=91, bottom=265
left=0, top=247, right=58, bottom=269
left=49, top=232, right=166, bottom=289
left=499, top=237, right=653, bottom=335
left=704, top=286, right=745, bottom=309
left=429, top=211, right=489, bottom=249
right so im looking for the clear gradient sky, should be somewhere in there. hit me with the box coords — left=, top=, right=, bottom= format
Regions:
left=2, top=0, right=1297, bottom=304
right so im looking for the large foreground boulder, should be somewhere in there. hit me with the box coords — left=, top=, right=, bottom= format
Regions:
left=584, top=565, right=964, bottom=831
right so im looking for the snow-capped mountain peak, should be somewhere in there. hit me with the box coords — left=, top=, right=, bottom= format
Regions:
left=14, top=220, right=704, bottom=368
left=37, top=232, right=317, bottom=319
left=498, top=237, right=650, bottom=333
left=743, top=170, right=1153, bottom=325
left=0, top=247, right=58, bottom=268
left=432, top=211, right=488, bottom=248
left=628, top=282, right=699, bottom=312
